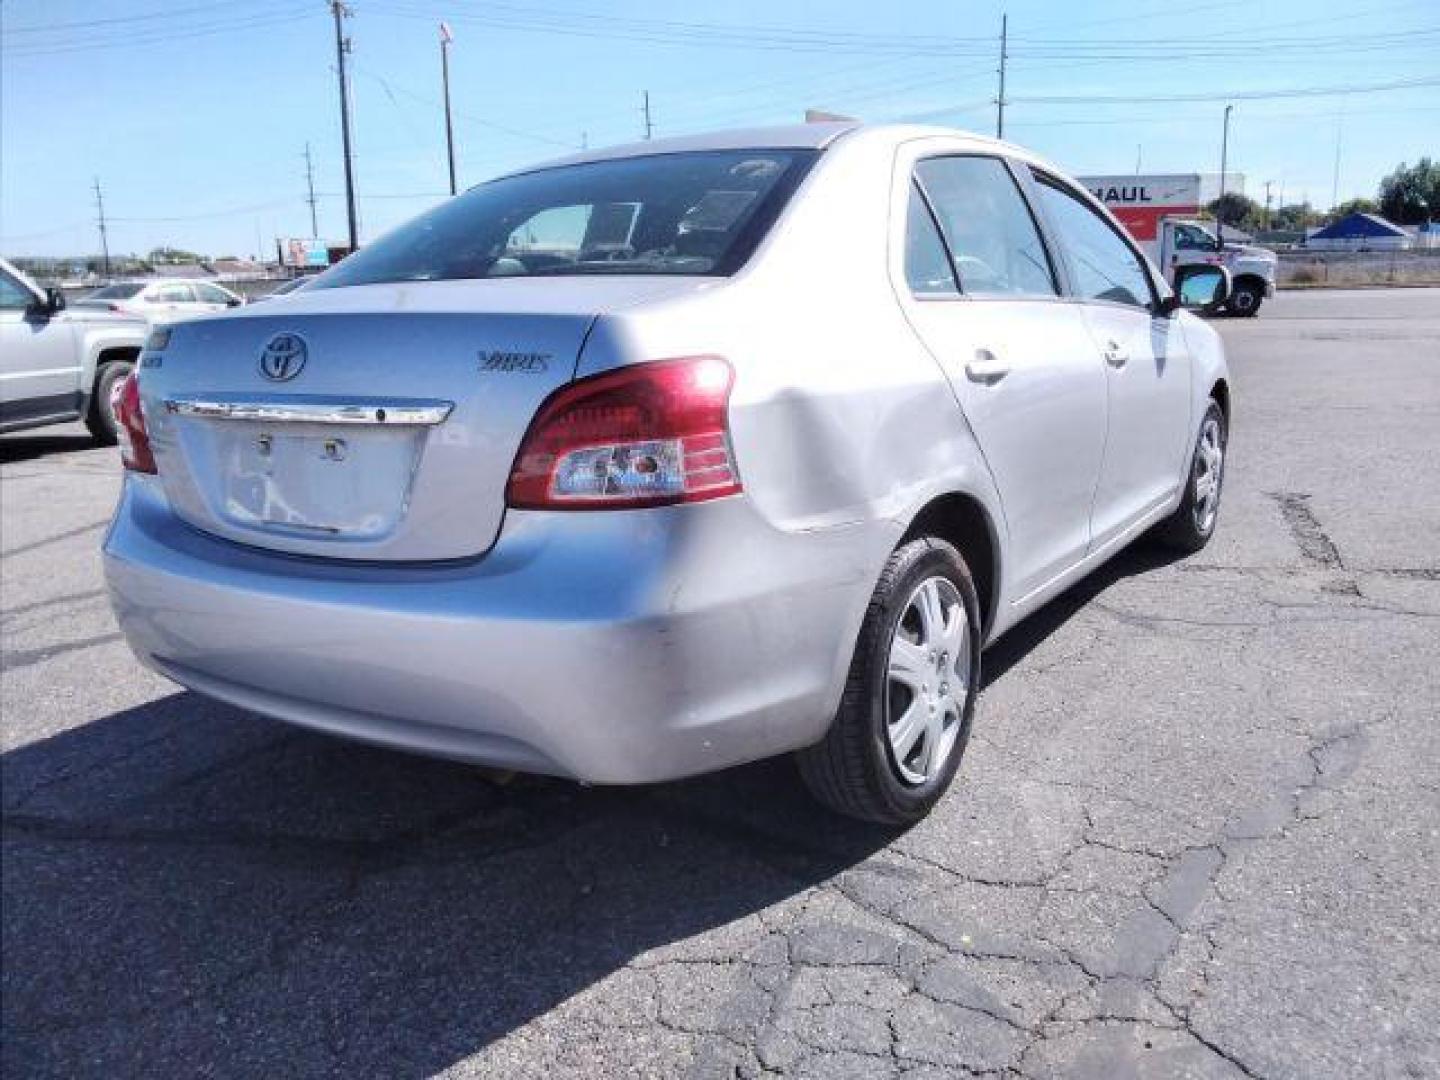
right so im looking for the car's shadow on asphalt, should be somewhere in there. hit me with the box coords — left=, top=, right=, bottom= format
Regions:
left=0, top=432, right=101, bottom=463
left=2, top=541, right=1186, bottom=1077
left=981, top=540, right=1188, bottom=689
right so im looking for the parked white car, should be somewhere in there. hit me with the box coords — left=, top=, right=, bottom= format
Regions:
left=0, top=257, right=147, bottom=442
left=73, top=278, right=244, bottom=322
left=104, top=124, right=1232, bottom=823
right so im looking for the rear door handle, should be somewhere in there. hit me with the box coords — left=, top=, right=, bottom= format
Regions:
left=965, top=349, right=1011, bottom=383
left=1103, top=340, right=1129, bottom=368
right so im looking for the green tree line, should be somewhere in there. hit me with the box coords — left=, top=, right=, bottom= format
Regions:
left=1207, top=158, right=1438, bottom=234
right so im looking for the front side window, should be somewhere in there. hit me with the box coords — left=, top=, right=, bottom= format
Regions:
left=913, top=156, right=1057, bottom=298
left=195, top=284, right=233, bottom=303
left=1175, top=223, right=1217, bottom=251
left=314, top=150, right=816, bottom=288
left=1034, top=178, right=1154, bottom=309
left=0, top=269, right=34, bottom=311
left=904, top=184, right=958, bottom=296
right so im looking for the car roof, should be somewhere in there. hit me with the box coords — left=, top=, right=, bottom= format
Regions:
left=498, top=122, right=1054, bottom=180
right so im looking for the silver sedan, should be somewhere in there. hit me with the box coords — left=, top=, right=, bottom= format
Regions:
left=74, top=278, right=243, bottom=321
left=103, top=123, right=1231, bottom=823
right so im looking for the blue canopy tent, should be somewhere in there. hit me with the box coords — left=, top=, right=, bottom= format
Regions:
left=1305, top=212, right=1411, bottom=251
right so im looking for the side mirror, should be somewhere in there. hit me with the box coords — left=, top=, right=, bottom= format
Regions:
left=226, top=296, right=243, bottom=307
left=1164, top=265, right=1231, bottom=316
left=44, top=287, right=67, bottom=315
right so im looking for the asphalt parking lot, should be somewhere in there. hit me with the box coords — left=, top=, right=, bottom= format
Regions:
left=3, top=288, right=1438, bottom=1079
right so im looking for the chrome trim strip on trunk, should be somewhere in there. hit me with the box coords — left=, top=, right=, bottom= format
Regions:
left=163, top=397, right=454, bottom=426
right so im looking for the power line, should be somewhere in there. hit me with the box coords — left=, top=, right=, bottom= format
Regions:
left=1012, top=74, right=1440, bottom=105
left=4, top=0, right=294, bottom=34
left=350, top=64, right=577, bottom=149
left=4, top=9, right=320, bottom=57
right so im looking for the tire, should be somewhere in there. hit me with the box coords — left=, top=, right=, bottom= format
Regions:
left=1154, top=399, right=1227, bottom=553
left=85, top=361, right=133, bottom=445
left=1226, top=280, right=1264, bottom=318
left=797, top=537, right=981, bottom=825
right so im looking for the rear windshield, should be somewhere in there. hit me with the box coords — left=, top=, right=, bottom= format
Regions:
left=313, top=149, right=817, bottom=288
left=86, top=284, right=145, bottom=299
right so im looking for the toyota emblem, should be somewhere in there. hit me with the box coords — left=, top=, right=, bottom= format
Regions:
left=258, top=333, right=307, bottom=381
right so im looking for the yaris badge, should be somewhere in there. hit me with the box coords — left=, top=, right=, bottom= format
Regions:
left=258, top=333, right=307, bottom=381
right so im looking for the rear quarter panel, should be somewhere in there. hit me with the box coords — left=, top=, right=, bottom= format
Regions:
left=576, top=130, right=1009, bottom=699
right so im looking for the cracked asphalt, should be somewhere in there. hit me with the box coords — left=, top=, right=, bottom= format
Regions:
left=3, top=288, right=1438, bottom=1079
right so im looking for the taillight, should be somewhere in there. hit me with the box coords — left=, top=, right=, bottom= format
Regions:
left=507, top=356, right=741, bottom=509
left=112, top=372, right=157, bottom=474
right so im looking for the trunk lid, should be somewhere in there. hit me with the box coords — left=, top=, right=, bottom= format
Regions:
left=139, top=278, right=706, bottom=561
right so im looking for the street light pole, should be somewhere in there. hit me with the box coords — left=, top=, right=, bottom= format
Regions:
left=440, top=21, right=457, bottom=196
left=330, top=0, right=359, bottom=251
left=1217, top=104, right=1233, bottom=247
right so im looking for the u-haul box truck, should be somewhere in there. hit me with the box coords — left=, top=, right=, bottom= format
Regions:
left=1079, top=173, right=1278, bottom=316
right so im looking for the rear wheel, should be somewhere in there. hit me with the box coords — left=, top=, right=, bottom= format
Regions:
left=797, top=537, right=981, bottom=825
left=85, top=360, right=133, bottom=445
left=1154, top=399, right=1227, bottom=553
left=1226, top=279, right=1264, bottom=317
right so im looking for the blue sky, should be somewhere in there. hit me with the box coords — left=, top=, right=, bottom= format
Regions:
left=3, top=0, right=1437, bottom=258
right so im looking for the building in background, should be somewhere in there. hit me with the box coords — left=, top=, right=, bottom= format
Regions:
left=1304, top=212, right=1412, bottom=251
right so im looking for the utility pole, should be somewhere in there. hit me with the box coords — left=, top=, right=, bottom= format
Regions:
left=330, top=0, right=358, bottom=250
left=439, top=21, right=457, bottom=195
left=1134, top=144, right=1142, bottom=174
left=642, top=90, right=653, bottom=140
left=304, top=143, right=319, bottom=239
left=1263, top=180, right=1273, bottom=232
left=92, top=177, right=112, bottom=279
left=995, top=14, right=1008, bottom=139
left=1216, top=103, right=1233, bottom=246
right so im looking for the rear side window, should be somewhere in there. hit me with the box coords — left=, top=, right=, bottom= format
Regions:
left=153, top=284, right=194, bottom=303
left=914, top=156, right=1057, bottom=298
left=1033, top=178, right=1155, bottom=309
left=904, top=184, right=958, bottom=295
left=314, top=149, right=817, bottom=288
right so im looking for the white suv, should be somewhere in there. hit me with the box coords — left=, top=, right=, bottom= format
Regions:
left=0, top=258, right=147, bottom=443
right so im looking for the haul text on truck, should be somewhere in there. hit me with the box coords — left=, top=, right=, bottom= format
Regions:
left=1080, top=173, right=1278, bottom=317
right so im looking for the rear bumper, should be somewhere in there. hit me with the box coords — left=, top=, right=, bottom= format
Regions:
left=103, top=476, right=877, bottom=783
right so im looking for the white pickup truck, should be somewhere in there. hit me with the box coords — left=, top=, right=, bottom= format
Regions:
left=1, top=257, right=148, bottom=443
left=1080, top=174, right=1278, bottom=317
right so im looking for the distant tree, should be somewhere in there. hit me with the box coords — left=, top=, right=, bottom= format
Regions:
left=147, top=245, right=204, bottom=265
left=1272, top=202, right=1322, bottom=231
left=1329, top=197, right=1377, bottom=220
left=1206, top=193, right=1264, bottom=232
left=1377, top=158, right=1440, bottom=225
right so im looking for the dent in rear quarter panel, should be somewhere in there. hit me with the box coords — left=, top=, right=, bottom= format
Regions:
left=575, top=129, right=1009, bottom=710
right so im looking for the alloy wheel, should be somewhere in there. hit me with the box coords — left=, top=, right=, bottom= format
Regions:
left=1192, top=415, right=1224, bottom=533
left=884, top=575, right=969, bottom=785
